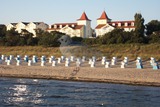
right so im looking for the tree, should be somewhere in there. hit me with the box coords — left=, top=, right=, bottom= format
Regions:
left=134, top=13, right=145, bottom=35
left=71, top=36, right=83, bottom=42
left=148, top=31, right=160, bottom=43
left=100, top=29, right=126, bottom=44
left=18, top=37, right=26, bottom=46
left=146, top=20, right=160, bottom=36
left=5, top=28, right=20, bottom=46
left=0, top=25, right=6, bottom=45
left=0, top=25, right=6, bottom=38
left=82, top=38, right=96, bottom=45
left=134, top=13, right=145, bottom=43
left=38, top=31, right=63, bottom=47
left=35, top=28, right=47, bottom=37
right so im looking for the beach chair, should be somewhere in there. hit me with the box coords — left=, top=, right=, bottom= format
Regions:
left=152, top=62, right=159, bottom=70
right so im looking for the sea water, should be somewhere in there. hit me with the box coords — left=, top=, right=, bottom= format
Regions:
left=0, top=77, right=160, bottom=107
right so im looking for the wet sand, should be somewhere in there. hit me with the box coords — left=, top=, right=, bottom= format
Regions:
left=0, top=60, right=160, bottom=87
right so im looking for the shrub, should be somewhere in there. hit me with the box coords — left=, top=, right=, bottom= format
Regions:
left=71, top=36, right=83, bottom=42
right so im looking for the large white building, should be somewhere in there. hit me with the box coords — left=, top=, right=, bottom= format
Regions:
left=47, top=12, right=92, bottom=38
left=95, top=11, right=135, bottom=36
left=5, top=11, right=135, bottom=38
left=6, top=22, right=48, bottom=37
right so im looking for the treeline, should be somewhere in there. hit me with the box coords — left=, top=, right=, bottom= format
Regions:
left=0, top=28, right=64, bottom=47
left=0, top=13, right=160, bottom=47
left=82, top=28, right=160, bottom=45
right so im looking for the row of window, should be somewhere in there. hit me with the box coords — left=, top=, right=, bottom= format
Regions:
left=111, top=22, right=134, bottom=27
left=52, top=24, right=75, bottom=29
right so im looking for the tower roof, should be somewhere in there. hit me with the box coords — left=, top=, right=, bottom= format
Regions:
left=97, top=11, right=111, bottom=20
left=77, top=12, right=91, bottom=21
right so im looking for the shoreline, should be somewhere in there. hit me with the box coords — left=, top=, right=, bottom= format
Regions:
left=0, top=63, right=160, bottom=87
left=1, top=74, right=160, bottom=87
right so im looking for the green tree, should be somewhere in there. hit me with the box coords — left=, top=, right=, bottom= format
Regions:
left=82, top=38, right=96, bottom=45
left=100, top=29, right=125, bottom=44
left=0, top=25, right=6, bottom=38
left=149, top=31, right=160, bottom=43
left=146, top=20, right=160, bottom=36
left=134, top=13, right=145, bottom=43
left=5, top=28, right=20, bottom=46
left=134, top=13, right=145, bottom=35
left=35, top=28, right=47, bottom=38
left=0, top=25, right=6, bottom=45
left=38, top=31, right=63, bottom=47
left=71, top=36, right=83, bottom=42
left=18, top=37, right=26, bottom=46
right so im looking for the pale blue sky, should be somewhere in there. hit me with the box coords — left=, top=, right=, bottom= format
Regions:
left=1, top=0, right=160, bottom=28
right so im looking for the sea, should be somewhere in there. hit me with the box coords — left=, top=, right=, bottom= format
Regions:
left=0, top=77, right=160, bottom=107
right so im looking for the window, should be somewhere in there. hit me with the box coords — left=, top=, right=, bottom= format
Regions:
left=60, top=25, right=62, bottom=28
left=54, top=25, right=57, bottom=29
left=72, top=24, right=75, bottom=27
left=118, top=23, right=121, bottom=27
left=131, top=22, right=134, bottom=26
left=125, top=23, right=128, bottom=26
left=121, top=23, right=124, bottom=27
left=112, top=23, right=115, bottom=26
left=128, top=23, right=131, bottom=26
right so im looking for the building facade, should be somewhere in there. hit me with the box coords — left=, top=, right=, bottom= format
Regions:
left=6, top=22, right=48, bottom=37
left=95, top=11, right=135, bottom=36
left=5, top=11, right=135, bottom=38
left=47, top=12, right=92, bottom=38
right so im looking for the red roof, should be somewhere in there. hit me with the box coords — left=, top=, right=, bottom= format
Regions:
left=77, top=12, right=91, bottom=21
left=95, top=24, right=106, bottom=29
left=97, top=11, right=111, bottom=20
left=75, top=25, right=84, bottom=29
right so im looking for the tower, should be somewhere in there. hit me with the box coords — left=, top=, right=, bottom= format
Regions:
left=77, top=12, right=92, bottom=38
left=97, top=11, right=111, bottom=25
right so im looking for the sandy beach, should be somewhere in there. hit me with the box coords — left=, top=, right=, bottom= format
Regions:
left=0, top=59, right=160, bottom=87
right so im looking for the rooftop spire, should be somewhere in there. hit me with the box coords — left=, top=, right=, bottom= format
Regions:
left=98, top=11, right=111, bottom=20
left=78, top=12, right=91, bottom=21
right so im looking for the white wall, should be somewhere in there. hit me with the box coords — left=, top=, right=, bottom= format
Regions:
left=15, top=22, right=26, bottom=33
left=6, top=24, right=14, bottom=30
left=97, top=20, right=107, bottom=25
left=124, top=28, right=135, bottom=32
left=6, top=22, right=48, bottom=37
left=77, top=20, right=92, bottom=38
left=96, top=25, right=115, bottom=36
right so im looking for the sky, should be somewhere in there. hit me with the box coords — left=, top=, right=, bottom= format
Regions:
left=1, top=0, right=160, bottom=28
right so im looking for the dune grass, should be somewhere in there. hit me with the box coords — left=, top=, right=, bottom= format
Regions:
left=0, top=44, right=160, bottom=60
left=97, top=44, right=160, bottom=60
left=0, top=46, right=61, bottom=57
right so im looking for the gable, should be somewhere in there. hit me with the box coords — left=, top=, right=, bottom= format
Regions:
left=102, top=24, right=114, bottom=30
left=60, top=26, right=74, bottom=32
left=16, top=22, right=26, bottom=28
